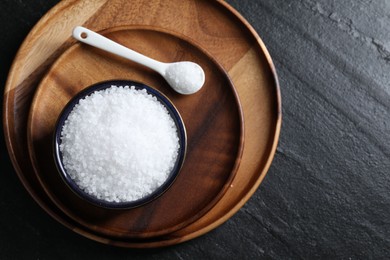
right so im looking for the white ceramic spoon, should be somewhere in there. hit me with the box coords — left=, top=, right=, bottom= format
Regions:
left=72, top=26, right=205, bottom=95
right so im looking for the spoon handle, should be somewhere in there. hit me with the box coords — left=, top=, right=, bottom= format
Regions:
left=72, top=26, right=166, bottom=75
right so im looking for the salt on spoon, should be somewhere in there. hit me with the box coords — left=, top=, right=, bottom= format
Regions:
left=72, top=26, right=205, bottom=95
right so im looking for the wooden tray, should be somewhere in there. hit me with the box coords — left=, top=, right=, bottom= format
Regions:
left=3, top=0, right=281, bottom=247
left=28, top=26, right=244, bottom=239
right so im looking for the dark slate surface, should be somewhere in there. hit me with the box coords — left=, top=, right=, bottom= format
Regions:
left=1, top=0, right=389, bottom=259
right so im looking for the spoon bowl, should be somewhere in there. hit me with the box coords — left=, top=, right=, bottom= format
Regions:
left=165, top=61, right=205, bottom=94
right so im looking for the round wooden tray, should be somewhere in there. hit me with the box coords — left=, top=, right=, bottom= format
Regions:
left=28, top=26, right=244, bottom=239
left=3, top=0, right=281, bottom=247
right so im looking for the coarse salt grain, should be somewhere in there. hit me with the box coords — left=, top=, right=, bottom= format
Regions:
left=59, top=85, right=180, bottom=203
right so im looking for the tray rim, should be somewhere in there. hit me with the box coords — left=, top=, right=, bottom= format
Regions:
left=3, top=0, right=281, bottom=248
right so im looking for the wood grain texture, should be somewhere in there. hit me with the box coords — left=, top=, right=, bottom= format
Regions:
left=3, top=0, right=280, bottom=248
left=28, top=26, right=244, bottom=239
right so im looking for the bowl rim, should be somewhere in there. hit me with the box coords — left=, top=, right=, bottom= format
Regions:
left=53, top=79, right=187, bottom=209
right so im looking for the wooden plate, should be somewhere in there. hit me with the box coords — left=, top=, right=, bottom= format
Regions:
left=3, top=0, right=281, bottom=247
left=28, top=26, right=244, bottom=239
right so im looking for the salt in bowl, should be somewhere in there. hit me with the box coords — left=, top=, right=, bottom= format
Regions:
left=53, top=80, right=187, bottom=209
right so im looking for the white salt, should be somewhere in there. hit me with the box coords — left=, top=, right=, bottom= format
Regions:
left=165, top=62, right=204, bottom=94
left=59, top=85, right=180, bottom=203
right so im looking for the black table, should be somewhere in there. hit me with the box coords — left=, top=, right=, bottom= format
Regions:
left=1, top=1, right=389, bottom=259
